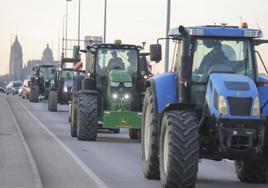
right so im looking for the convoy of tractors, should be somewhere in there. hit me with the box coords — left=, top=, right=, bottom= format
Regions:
left=23, top=23, right=268, bottom=188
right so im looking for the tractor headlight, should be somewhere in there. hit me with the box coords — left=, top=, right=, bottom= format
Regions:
left=63, top=86, right=68, bottom=92
left=252, top=97, right=260, bottom=116
left=219, top=95, right=228, bottom=116
left=124, top=94, right=130, bottom=99
left=112, top=93, right=118, bottom=99
left=50, top=80, right=55, bottom=86
left=124, top=82, right=132, bottom=87
left=111, top=82, right=120, bottom=87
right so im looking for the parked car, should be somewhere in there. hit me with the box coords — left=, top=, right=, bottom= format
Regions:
left=0, top=87, right=5, bottom=93
left=6, top=81, right=22, bottom=95
left=22, top=79, right=31, bottom=99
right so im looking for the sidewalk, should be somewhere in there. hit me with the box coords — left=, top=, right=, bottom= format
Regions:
left=0, top=95, right=41, bottom=188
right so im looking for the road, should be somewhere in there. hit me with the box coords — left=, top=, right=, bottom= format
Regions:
left=1, top=94, right=267, bottom=188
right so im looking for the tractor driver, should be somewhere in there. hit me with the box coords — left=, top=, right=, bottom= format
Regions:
left=66, top=72, right=72, bottom=80
left=197, top=40, right=229, bottom=74
left=107, top=51, right=125, bottom=71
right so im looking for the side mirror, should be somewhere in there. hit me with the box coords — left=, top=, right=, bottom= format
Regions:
left=150, top=44, right=162, bottom=62
left=32, top=67, right=36, bottom=71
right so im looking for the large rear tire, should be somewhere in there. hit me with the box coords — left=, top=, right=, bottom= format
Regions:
left=48, top=90, right=58, bottom=112
left=77, top=92, right=97, bottom=141
left=142, top=87, right=160, bottom=179
left=29, top=84, right=39, bottom=103
left=160, top=111, right=199, bottom=188
left=235, top=159, right=268, bottom=183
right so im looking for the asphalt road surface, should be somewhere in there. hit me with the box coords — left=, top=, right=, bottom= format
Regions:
left=1, top=94, right=267, bottom=188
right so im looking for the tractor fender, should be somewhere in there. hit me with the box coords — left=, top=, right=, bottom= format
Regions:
left=82, top=77, right=96, bottom=90
left=145, top=73, right=177, bottom=116
left=258, top=75, right=268, bottom=117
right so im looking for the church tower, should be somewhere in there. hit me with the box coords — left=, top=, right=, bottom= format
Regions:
left=9, top=36, right=23, bottom=80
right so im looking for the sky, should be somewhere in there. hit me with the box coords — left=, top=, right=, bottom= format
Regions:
left=0, top=0, right=268, bottom=75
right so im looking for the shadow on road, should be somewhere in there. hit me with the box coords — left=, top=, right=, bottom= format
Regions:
left=197, top=178, right=267, bottom=188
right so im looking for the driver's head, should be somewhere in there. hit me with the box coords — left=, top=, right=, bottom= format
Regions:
left=111, top=51, right=117, bottom=58
left=203, top=40, right=221, bottom=49
left=66, top=72, right=70, bottom=77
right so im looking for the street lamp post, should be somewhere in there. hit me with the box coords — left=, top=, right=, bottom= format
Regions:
left=104, top=0, right=107, bottom=43
left=78, top=0, right=81, bottom=46
left=165, top=0, right=171, bottom=72
left=65, top=0, right=72, bottom=57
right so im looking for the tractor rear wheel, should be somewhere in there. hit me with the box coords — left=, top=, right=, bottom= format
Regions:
left=235, top=159, right=268, bottom=183
left=29, top=84, right=39, bottom=103
left=160, top=111, right=199, bottom=188
left=48, top=90, right=58, bottom=112
left=129, top=129, right=141, bottom=141
left=142, top=87, right=160, bottom=179
left=113, top=129, right=120, bottom=134
left=77, top=93, right=97, bottom=141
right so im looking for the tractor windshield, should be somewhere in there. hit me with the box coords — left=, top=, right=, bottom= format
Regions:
left=61, top=70, right=75, bottom=80
left=96, top=48, right=138, bottom=77
left=40, top=66, right=55, bottom=79
left=192, top=38, right=254, bottom=82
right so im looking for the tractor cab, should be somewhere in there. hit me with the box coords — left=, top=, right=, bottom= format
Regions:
left=87, top=44, right=143, bottom=91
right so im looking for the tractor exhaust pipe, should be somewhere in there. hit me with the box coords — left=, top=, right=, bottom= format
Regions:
left=178, top=26, right=192, bottom=103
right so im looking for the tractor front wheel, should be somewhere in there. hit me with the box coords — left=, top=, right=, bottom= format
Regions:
left=48, top=90, right=58, bottom=112
left=160, top=111, right=199, bottom=188
left=77, top=93, right=97, bottom=141
left=29, top=84, right=39, bottom=103
left=235, top=159, right=268, bottom=183
left=70, top=92, right=78, bottom=137
left=142, top=87, right=160, bottom=179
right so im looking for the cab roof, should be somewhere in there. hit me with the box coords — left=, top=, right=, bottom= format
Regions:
left=169, top=25, right=263, bottom=38
left=90, top=43, right=142, bottom=51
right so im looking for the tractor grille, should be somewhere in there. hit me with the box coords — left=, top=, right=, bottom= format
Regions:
left=227, top=97, right=252, bottom=116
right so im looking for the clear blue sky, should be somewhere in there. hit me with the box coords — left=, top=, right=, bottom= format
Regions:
left=0, top=0, right=268, bottom=75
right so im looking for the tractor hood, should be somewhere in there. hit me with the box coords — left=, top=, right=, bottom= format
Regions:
left=108, top=70, right=132, bottom=83
left=206, top=73, right=260, bottom=119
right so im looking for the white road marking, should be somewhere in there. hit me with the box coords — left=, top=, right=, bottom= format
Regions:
left=7, top=98, right=44, bottom=188
left=19, top=101, right=109, bottom=188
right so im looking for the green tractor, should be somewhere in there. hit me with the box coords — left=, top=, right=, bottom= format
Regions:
left=69, top=43, right=152, bottom=141
left=29, top=64, right=57, bottom=103
left=48, top=67, right=84, bottom=112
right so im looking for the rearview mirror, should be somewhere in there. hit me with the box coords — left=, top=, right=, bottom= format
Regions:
left=150, top=44, right=162, bottom=62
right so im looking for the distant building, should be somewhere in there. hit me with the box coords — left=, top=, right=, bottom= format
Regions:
left=9, top=36, right=23, bottom=81
left=42, top=44, right=54, bottom=64
left=23, top=44, right=59, bottom=79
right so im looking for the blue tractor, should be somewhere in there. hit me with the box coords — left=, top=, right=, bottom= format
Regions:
left=142, top=24, right=268, bottom=188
